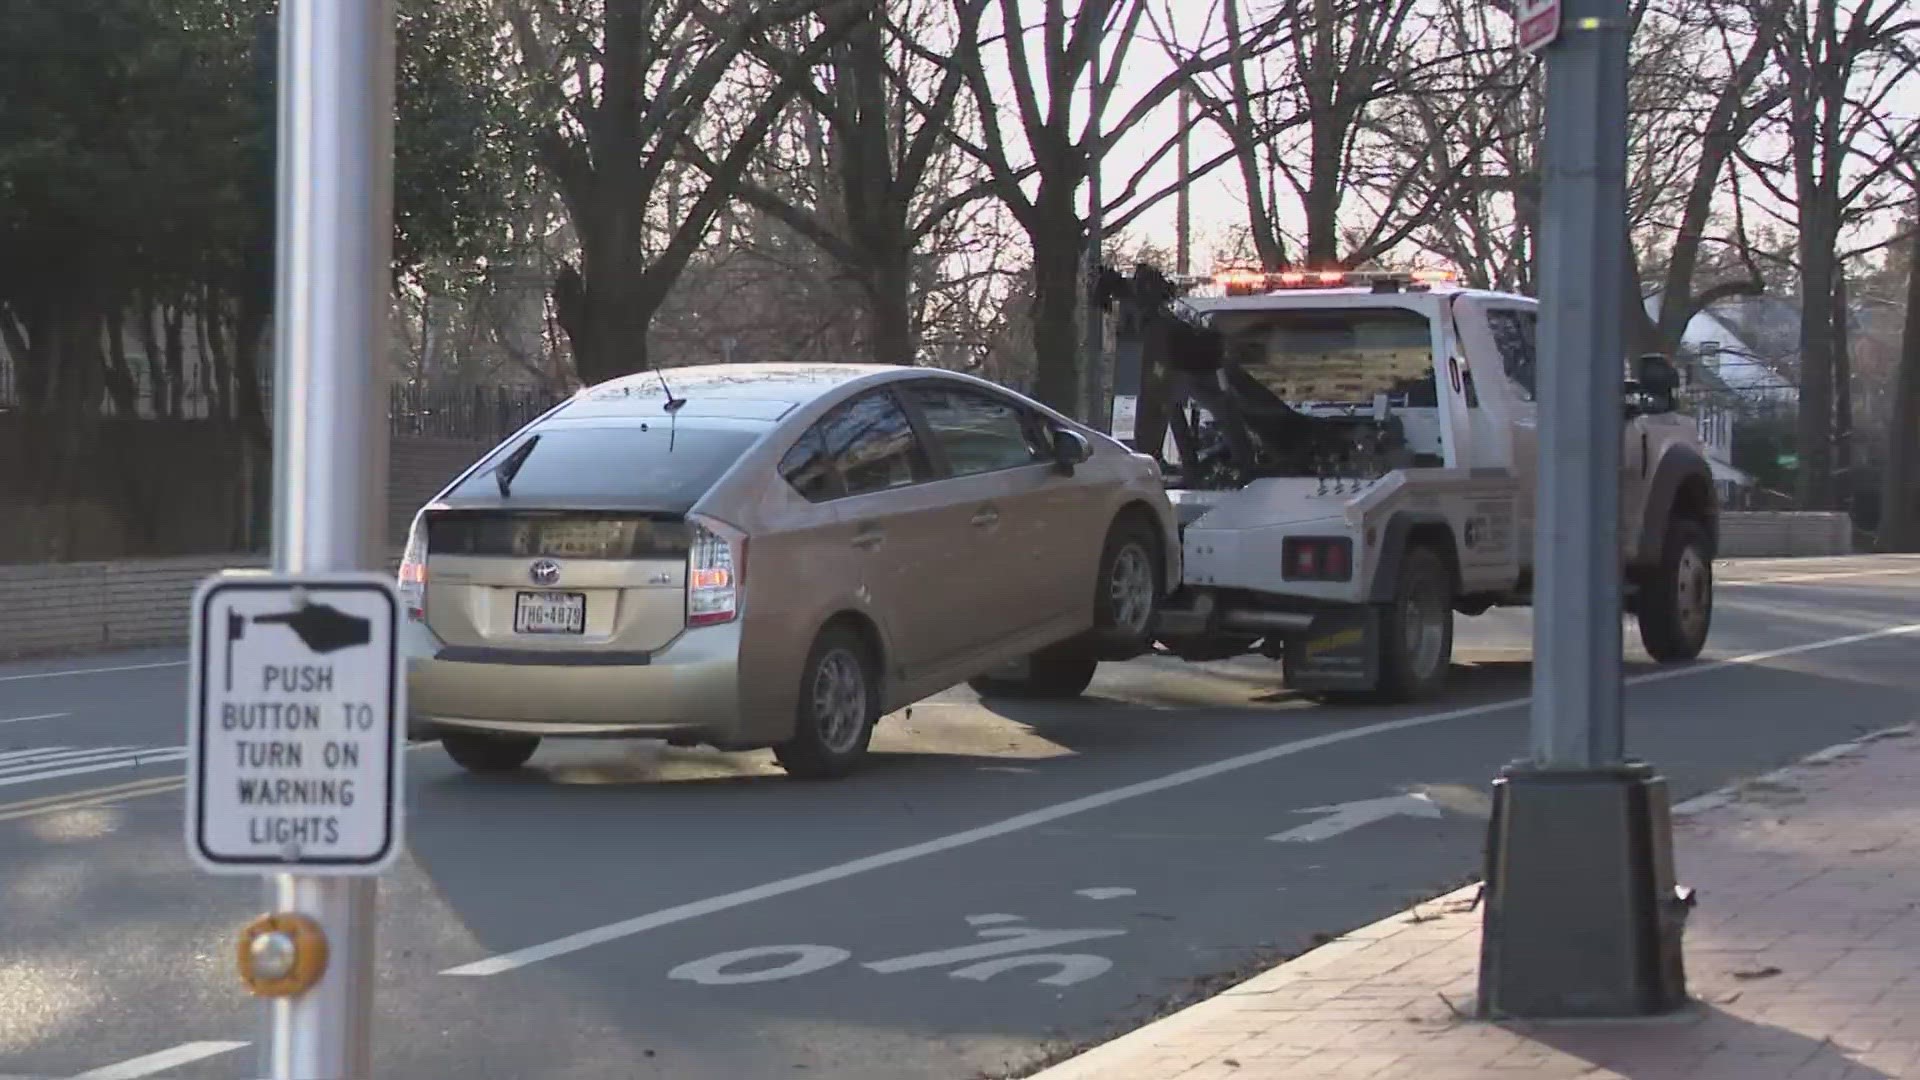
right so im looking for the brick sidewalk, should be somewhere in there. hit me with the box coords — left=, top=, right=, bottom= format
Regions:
left=1032, top=726, right=1920, bottom=1080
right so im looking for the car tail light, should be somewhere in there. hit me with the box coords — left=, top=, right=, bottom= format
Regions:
left=1282, top=536, right=1353, bottom=582
left=687, top=515, right=747, bottom=627
left=398, top=523, right=428, bottom=621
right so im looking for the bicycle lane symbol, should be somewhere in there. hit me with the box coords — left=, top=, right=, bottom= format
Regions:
left=666, top=888, right=1140, bottom=990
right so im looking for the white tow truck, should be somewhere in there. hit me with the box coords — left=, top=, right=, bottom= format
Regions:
left=1102, top=265, right=1719, bottom=702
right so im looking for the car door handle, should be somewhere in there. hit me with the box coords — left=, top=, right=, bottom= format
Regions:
left=971, top=506, right=1000, bottom=527
left=852, top=528, right=885, bottom=551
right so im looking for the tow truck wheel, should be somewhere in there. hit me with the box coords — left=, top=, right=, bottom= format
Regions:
left=1637, top=517, right=1713, bottom=662
left=968, top=644, right=1099, bottom=700
left=1378, top=545, right=1455, bottom=702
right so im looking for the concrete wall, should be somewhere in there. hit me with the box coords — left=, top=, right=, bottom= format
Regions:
left=0, top=512, right=1858, bottom=659
left=1718, top=511, right=1854, bottom=558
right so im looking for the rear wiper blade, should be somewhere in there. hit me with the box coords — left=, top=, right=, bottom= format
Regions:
left=492, top=434, right=541, bottom=498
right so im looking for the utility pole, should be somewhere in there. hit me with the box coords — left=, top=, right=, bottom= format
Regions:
left=1081, top=12, right=1110, bottom=432
left=1176, top=88, right=1193, bottom=279
left=1477, top=0, right=1690, bottom=1018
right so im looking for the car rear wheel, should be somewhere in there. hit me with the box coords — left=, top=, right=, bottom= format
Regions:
left=442, top=733, right=540, bottom=774
left=774, top=627, right=879, bottom=780
left=1637, top=517, right=1713, bottom=662
left=967, top=643, right=1099, bottom=700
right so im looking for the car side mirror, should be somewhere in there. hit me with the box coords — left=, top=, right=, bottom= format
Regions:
left=1051, top=429, right=1091, bottom=474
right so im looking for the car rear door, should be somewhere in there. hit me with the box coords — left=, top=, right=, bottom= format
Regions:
left=800, top=388, right=958, bottom=687
left=896, top=380, right=1090, bottom=648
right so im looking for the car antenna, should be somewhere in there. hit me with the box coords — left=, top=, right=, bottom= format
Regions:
left=492, top=433, right=541, bottom=498
left=656, top=369, right=687, bottom=412
left=655, top=369, right=685, bottom=451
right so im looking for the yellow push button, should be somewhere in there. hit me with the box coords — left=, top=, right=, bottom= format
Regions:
left=237, top=913, right=329, bottom=998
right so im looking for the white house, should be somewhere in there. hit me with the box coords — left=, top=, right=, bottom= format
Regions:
left=1644, top=295, right=1797, bottom=502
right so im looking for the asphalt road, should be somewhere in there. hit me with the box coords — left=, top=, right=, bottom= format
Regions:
left=3, top=554, right=1919, bottom=1080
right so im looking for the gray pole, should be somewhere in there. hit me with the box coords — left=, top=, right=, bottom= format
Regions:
left=1176, top=88, right=1192, bottom=279
left=1530, top=1, right=1626, bottom=767
left=1081, top=26, right=1107, bottom=430
left=264, top=1, right=395, bottom=1075
left=1476, top=0, right=1689, bottom=1019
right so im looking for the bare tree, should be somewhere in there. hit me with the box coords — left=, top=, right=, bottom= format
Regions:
left=503, top=0, right=856, bottom=384
left=683, top=0, right=1009, bottom=366
left=1737, top=0, right=1920, bottom=507
left=926, top=0, right=1287, bottom=414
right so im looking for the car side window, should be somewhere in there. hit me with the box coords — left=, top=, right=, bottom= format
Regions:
left=1486, top=309, right=1537, bottom=402
left=901, top=382, right=1048, bottom=478
left=812, top=389, right=930, bottom=498
left=778, top=427, right=842, bottom=502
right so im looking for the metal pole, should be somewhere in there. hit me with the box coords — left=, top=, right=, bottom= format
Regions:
left=1530, top=0, right=1628, bottom=769
left=265, top=1, right=395, bottom=1076
left=1176, top=88, right=1192, bottom=279
left=1478, top=0, right=1687, bottom=1021
left=1082, top=25, right=1107, bottom=430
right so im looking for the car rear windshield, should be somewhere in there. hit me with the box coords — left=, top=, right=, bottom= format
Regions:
left=442, top=422, right=764, bottom=513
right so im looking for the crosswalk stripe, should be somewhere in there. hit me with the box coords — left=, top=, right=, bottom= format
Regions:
left=0, top=748, right=161, bottom=776
left=0, top=745, right=134, bottom=765
left=0, top=750, right=187, bottom=790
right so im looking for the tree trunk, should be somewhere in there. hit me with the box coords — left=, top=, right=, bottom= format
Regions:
left=1303, top=117, right=1345, bottom=267
left=1878, top=230, right=1920, bottom=550
left=862, top=257, right=916, bottom=366
left=1028, top=209, right=1085, bottom=415
left=1795, top=216, right=1838, bottom=510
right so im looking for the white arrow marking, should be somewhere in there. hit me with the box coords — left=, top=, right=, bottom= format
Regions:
left=1267, top=792, right=1441, bottom=843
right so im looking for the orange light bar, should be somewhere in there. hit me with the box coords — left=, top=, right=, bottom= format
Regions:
left=1209, top=266, right=1461, bottom=295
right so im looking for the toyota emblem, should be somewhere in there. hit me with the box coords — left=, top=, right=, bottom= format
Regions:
left=529, top=559, right=562, bottom=586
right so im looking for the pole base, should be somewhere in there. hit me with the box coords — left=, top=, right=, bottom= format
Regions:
left=1476, top=761, right=1691, bottom=1019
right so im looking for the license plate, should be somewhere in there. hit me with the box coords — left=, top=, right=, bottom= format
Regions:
left=514, top=591, right=586, bottom=635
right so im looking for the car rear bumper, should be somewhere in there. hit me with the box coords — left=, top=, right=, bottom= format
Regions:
left=404, top=620, right=746, bottom=745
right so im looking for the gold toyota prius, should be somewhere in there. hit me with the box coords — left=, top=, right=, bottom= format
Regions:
left=399, top=363, right=1179, bottom=779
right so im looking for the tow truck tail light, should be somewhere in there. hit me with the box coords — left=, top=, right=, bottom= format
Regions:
left=687, top=515, right=747, bottom=627
left=398, top=524, right=428, bottom=621
left=1282, top=537, right=1353, bottom=582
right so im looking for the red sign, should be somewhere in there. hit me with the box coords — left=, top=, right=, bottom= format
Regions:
left=1515, top=0, right=1561, bottom=54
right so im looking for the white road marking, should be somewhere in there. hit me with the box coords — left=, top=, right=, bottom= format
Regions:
left=966, top=913, right=1024, bottom=925
left=1075, top=887, right=1137, bottom=901
left=70, top=1041, right=250, bottom=1079
left=668, top=945, right=851, bottom=986
left=442, top=619, right=1920, bottom=978
left=1725, top=567, right=1920, bottom=587
left=0, top=746, right=189, bottom=789
left=0, top=712, right=68, bottom=726
left=1268, top=792, right=1441, bottom=843
left=0, top=659, right=186, bottom=683
left=864, top=926, right=1128, bottom=975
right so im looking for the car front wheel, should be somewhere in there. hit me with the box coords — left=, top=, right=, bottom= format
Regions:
left=1089, top=517, right=1164, bottom=659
